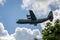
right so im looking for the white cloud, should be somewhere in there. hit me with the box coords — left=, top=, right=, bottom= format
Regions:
left=0, top=0, right=6, bottom=5
left=0, top=23, right=9, bottom=37
left=13, top=27, right=42, bottom=40
left=21, top=0, right=55, bottom=16
left=0, top=23, right=42, bottom=40
left=21, top=0, right=60, bottom=17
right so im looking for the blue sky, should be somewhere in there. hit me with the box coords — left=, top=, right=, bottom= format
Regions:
left=0, top=0, right=42, bottom=34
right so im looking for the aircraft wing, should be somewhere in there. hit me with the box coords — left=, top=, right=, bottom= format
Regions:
left=29, top=10, right=37, bottom=20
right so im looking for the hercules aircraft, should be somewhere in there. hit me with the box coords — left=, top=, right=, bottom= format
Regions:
left=16, top=10, right=53, bottom=26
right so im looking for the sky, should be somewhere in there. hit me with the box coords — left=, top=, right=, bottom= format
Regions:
left=0, top=0, right=60, bottom=40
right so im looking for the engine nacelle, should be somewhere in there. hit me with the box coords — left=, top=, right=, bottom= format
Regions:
left=27, top=15, right=31, bottom=19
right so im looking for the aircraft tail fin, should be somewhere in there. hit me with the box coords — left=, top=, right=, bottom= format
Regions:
left=48, top=11, right=53, bottom=21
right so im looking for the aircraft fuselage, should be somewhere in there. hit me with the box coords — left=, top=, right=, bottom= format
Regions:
left=16, top=18, right=48, bottom=24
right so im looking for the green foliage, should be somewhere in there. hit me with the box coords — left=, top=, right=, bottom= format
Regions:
left=42, top=19, right=60, bottom=40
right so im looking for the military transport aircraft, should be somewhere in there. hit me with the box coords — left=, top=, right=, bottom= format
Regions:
left=16, top=10, right=53, bottom=26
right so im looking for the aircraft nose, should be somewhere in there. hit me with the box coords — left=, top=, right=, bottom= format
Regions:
left=16, top=20, right=22, bottom=24
left=16, top=21, right=19, bottom=24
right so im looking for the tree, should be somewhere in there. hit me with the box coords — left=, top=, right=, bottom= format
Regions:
left=42, top=19, right=60, bottom=40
